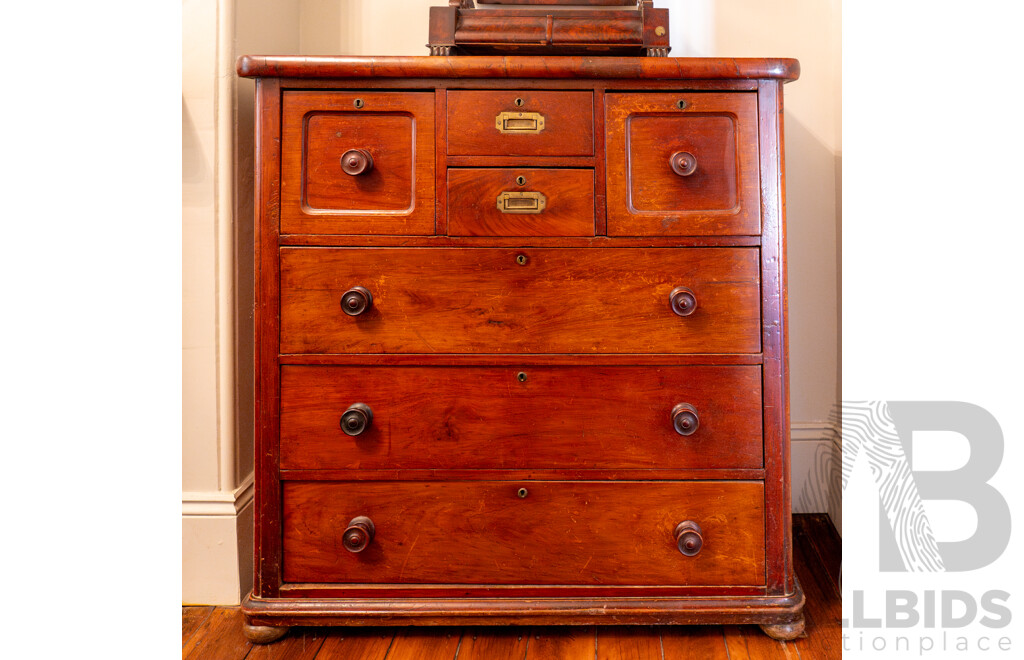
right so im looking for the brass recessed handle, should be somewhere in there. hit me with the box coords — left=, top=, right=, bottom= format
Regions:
left=341, top=403, right=373, bottom=437
left=671, top=403, right=700, bottom=436
left=675, top=521, right=703, bottom=556
left=343, top=516, right=375, bottom=553
left=341, top=286, right=373, bottom=316
left=341, top=149, right=373, bottom=176
left=498, top=191, right=547, bottom=214
left=495, top=111, right=546, bottom=134
left=670, top=151, right=697, bottom=177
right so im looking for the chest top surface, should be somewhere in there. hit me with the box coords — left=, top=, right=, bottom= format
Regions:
left=237, top=55, right=799, bottom=81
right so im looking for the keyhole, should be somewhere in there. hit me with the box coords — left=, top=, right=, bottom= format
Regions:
left=514, top=98, right=525, bottom=107
left=354, top=98, right=364, bottom=109
left=516, top=175, right=526, bottom=186
left=676, top=99, right=687, bottom=110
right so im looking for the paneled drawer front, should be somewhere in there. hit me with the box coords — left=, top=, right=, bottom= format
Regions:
left=447, top=90, right=594, bottom=156
left=282, top=481, right=766, bottom=586
left=280, top=365, right=763, bottom=471
left=606, top=92, right=760, bottom=236
left=448, top=168, right=595, bottom=236
left=279, top=247, right=761, bottom=354
left=281, top=91, right=435, bottom=235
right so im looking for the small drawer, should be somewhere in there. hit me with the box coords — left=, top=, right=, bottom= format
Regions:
left=606, top=92, right=760, bottom=236
left=279, top=247, right=761, bottom=355
left=280, top=365, right=763, bottom=471
left=280, top=91, right=435, bottom=235
left=448, top=168, right=594, bottom=236
left=447, top=91, right=594, bottom=156
left=282, top=480, right=766, bottom=586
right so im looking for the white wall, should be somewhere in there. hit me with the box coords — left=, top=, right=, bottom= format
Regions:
left=182, top=0, right=842, bottom=604
left=182, top=0, right=299, bottom=605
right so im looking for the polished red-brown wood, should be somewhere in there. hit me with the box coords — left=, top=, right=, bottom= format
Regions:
left=279, top=247, right=761, bottom=354
left=448, top=168, right=595, bottom=236
left=279, top=364, right=763, bottom=471
left=280, top=91, right=435, bottom=235
left=239, top=56, right=801, bottom=639
left=428, top=2, right=670, bottom=57
left=757, top=79, right=793, bottom=596
left=447, top=90, right=594, bottom=156
left=253, top=77, right=283, bottom=600
left=237, top=56, right=800, bottom=81
left=605, top=92, right=760, bottom=236
left=281, top=480, right=765, bottom=586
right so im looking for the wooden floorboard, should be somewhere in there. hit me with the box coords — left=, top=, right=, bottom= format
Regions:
left=182, top=513, right=842, bottom=659
left=182, top=605, right=213, bottom=647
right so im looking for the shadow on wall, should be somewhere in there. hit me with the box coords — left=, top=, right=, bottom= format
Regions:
left=784, top=113, right=840, bottom=427
left=182, top=98, right=210, bottom=189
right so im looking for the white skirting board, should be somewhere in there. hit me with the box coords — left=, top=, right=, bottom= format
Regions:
left=181, top=423, right=843, bottom=605
left=182, top=475, right=254, bottom=605
left=791, top=421, right=842, bottom=536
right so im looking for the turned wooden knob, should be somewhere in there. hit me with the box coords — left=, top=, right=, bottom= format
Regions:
left=341, top=286, right=373, bottom=316
left=340, top=403, right=373, bottom=436
left=670, top=151, right=697, bottom=176
left=675, top=521, right=704, bottom=557
left=671, top=403, right=700, bottom=436
left=341, top=149, right=374, bottom=175
left=343, top=516, right=375, bottom=553
left=669, top=287, right=697, bottom=316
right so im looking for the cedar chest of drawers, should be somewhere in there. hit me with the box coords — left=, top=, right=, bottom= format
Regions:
left=236, top=55, right=802, bottom=642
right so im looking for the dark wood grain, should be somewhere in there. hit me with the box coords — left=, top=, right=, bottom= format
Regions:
left=279, top=364, right=764, bottom=471
left=315, top=629, right=394, bottom=659
left=526, top=626, right=595, bottom=659
left=183, top=607, right=253, bottom=660
left=606, top=92, right=760, bottom=236
left=447, top=90, right=594, bottom=156
left=280, top=91, right=435, bottom=235
left=237, top=56, right=800, bottom=81
left=182, top=606, right=214, bottom=646
left=660, top=626, right=730, bottom=659
left=596, top=626, right=663, bottom=660
left=281, top=480, right=765, bottom=586
left=448, top=168, right=595, bottom=236
left=384, top=629, right=462, bottom=660
left=279, top=247, right=761, bottom=354
left=456, top=627, right=530, bottom=660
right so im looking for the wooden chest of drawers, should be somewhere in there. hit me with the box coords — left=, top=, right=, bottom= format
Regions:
left=236, top=55, right=802, bottom=643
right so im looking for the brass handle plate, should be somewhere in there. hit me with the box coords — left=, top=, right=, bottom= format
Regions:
left=497, top=191, right=547, bottom=214
left=495, top=111, right=546, bottom=134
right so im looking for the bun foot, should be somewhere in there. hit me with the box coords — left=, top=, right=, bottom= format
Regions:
left=760, top=615, right=805, bottom=641
left=243, top=622, right=289, bottom=644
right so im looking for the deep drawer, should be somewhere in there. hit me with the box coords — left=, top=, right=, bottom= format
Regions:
left=280, top=364, right=763, bottom=471
left=282, top=480, right=766, bottom=586
left=448, top=168, right=595, bottom=236
left=279, top=247, right=761, bottom=354
left=447, top=90, right=594, bottom=156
